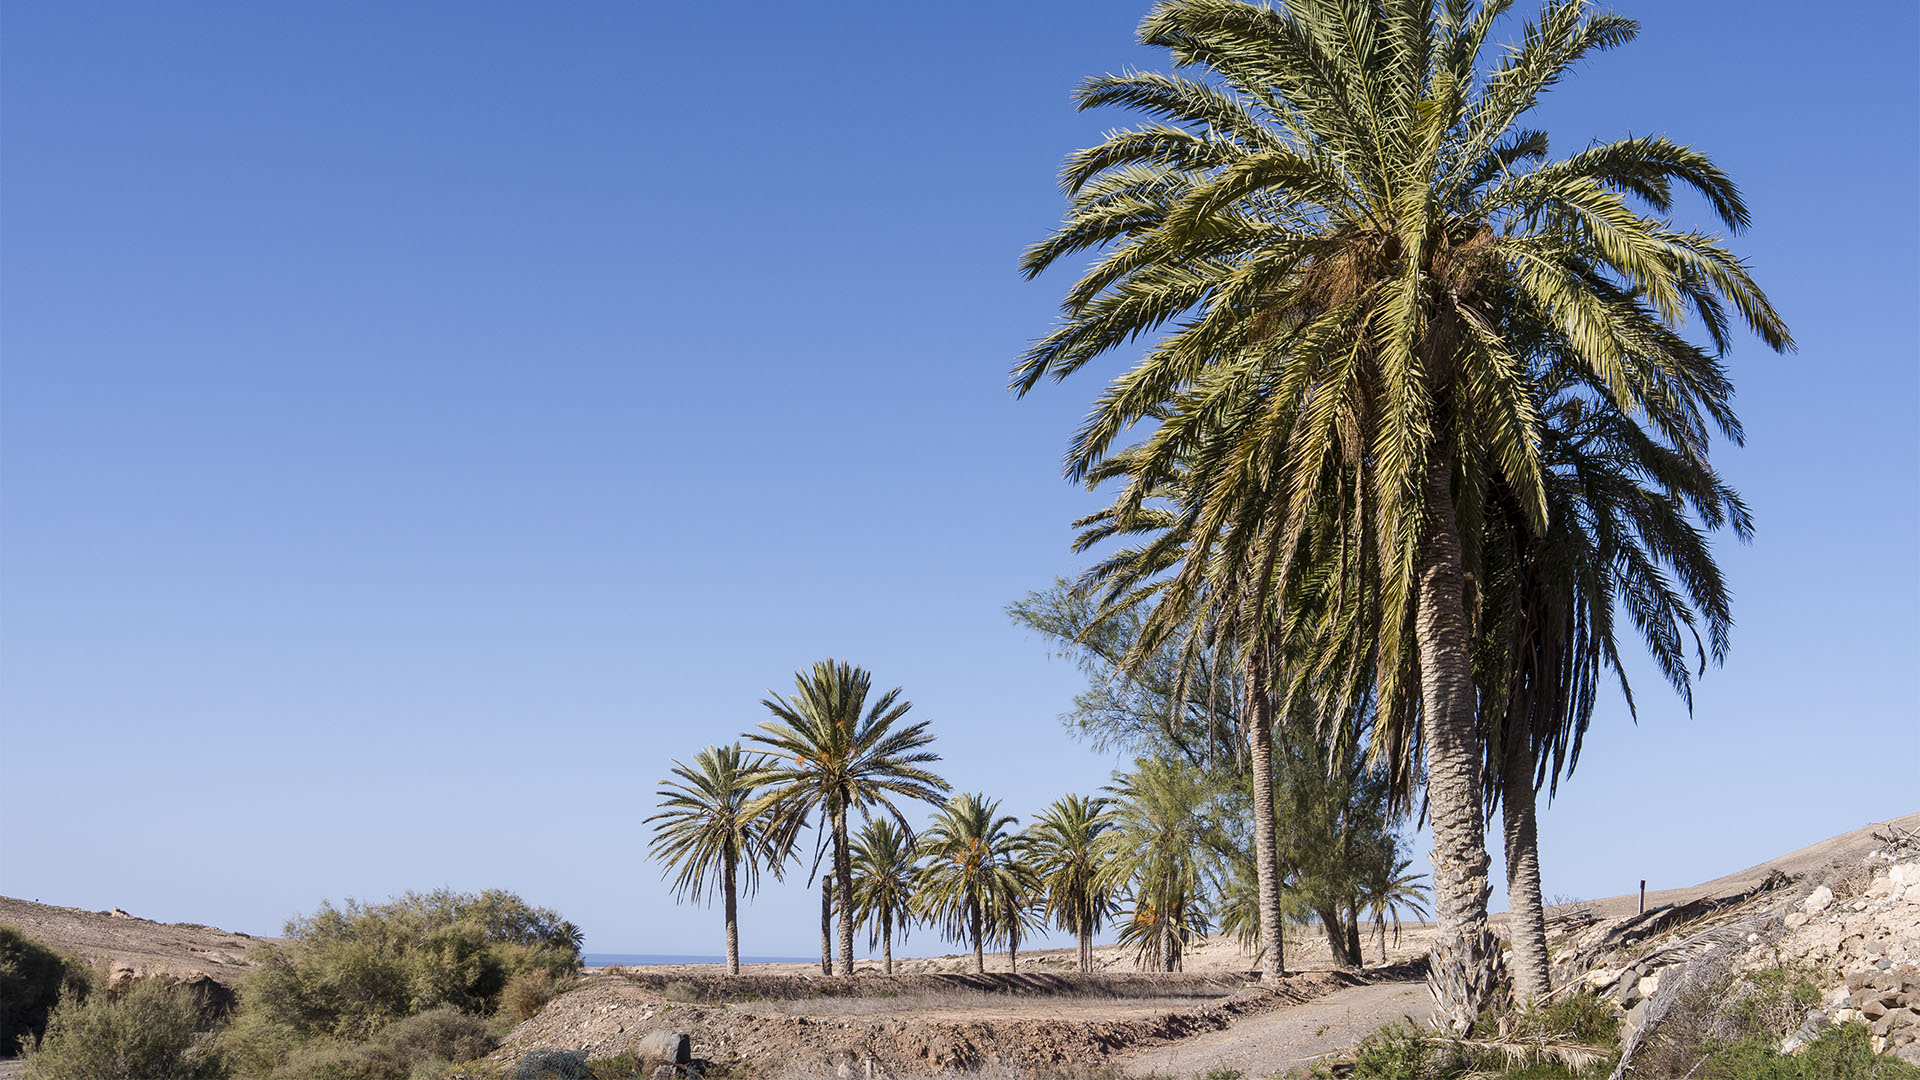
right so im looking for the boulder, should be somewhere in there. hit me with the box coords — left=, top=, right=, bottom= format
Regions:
left=637, top=1030, right=690, bottom=1070
left=1805, top=886, right=1836, bottom=914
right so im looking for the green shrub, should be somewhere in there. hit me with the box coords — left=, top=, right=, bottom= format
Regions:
left=21, top=976, right=226, bottom=1080
left=0, top=925, right=91, bottom=1056
left=508, top=1049, right=592, bottom=1080
left=223, top=1005, right=497, bottom=1080
left=498, top=969, right=575, bottom=1023
left=244, top=889, right=580, bottom=1039
left=1689, top=1021, right=1920, bottom=1079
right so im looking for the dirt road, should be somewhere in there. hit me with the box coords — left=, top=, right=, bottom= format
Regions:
left=1122, top=979, right=1433, bottom=1078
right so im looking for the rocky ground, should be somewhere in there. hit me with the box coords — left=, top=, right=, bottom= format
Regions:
left=491, top=967, right=1396, bottom=1077
left=0, top=895, right=267, bottom=1012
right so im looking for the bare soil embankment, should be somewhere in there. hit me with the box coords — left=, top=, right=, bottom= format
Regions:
left=0, top=896, right=268, bottom=986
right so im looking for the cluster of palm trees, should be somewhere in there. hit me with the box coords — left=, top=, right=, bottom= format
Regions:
left=651, top=659, right=1434, bottom=978
left=650, top=660, right=1117, bottom=976
left=1015, top=0, right=1788, bottom=1033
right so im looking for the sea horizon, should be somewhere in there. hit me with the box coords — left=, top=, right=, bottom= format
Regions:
left=583, top=953, right=818, bottom=967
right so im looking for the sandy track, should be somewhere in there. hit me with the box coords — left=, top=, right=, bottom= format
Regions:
left=1122, top=979, right=1433, bottom=1077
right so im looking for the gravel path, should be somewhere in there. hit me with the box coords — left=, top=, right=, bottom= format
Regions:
left=1123, top=979, right=1433, bottom=1078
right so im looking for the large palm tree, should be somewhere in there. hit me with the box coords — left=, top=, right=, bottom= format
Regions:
left=914, top=793, right=1025, bottom=974
left=1099, top=758, right=1221, bottom=972
left=750, top=661, right=950, bottom=976
left=1019, top=0, right=1789, bottom=1027
left=646, top=744, right=788, bottom=975
left=850, top=817, right=917, bottom=975
left=1027, top=795, right=1117, bottom=973
left=1477, top=366, right=1749, bottom=1002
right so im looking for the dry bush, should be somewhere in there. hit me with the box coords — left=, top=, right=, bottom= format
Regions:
left=499, top=970, right=577, bottom=1023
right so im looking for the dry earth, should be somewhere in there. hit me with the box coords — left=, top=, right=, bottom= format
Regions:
left=0, top=895, right=269, bottom=986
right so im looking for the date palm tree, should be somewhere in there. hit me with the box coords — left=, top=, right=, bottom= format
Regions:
left=1019, top=0, right=1789, bottom=1027
left=646, top=743, right=788, bottom=975
left=1027, top=795, right=1117, bottom=973
left=1099, top=758, right=1221, bottom=972
left=914, top=793, right=1025, bottom=974
left=749, top=661, right=950, bottom=976
left=1359, top=855, right=1430, bottom=964
left=1478, top=367, right=1748, bottom=1002
left=850, top=817, right=917, bottom=975
left=990, top=857, right=1045, bottom=973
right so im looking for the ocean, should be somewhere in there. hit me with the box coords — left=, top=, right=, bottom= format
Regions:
left=583, top=953, right=816, bottom=967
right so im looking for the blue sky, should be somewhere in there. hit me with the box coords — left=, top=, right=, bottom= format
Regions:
left=2, top=2, right=1914, bottom=959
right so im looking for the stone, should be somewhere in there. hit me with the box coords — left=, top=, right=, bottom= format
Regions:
left=1837, top=1008, right=1863, bottom=1024
left=1781, top=1009, right=1830, bottom=1054
left=1891, top=863, right=1920, bottom=887
left=1806, top=885, right=1836, bottom=914
left=637, top=1030, right=691, bottom=1070
left=1786, top=912, right=1810, bottom=929
left=1638, top=973, right=1662, bottom=1000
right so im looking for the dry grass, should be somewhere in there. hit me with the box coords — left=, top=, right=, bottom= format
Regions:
left=724, top=987, right=1232, bottom=1018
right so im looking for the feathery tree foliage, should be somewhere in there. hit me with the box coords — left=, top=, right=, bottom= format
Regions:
left=1099, top=758, right=1222, bottom=971
left=1018, top=0, right=1788, bottom=1026
left=750, top=661, right=950, bottom=976
left=989, top=859, right=1045, bottom=973
left=850, top=818, right=918, bottom=975
left=647, top=744, right=788, bottom=975
left=1025, top=794, right=1118, bottom=973
left=914, top=793, right=1027, bottom=974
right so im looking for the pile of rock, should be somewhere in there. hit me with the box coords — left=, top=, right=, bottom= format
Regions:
left=1751, top=855, right=1920, bottom=1062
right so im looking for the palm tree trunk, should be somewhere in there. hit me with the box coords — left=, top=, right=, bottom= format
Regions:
left=820, top=871, right=833, bottom=976
left=882, top=911, right=893, bottom=976
left=1377, top=914, right=1387, bottom=965
left=1415, top=452, right=1503, bottom=1032
left=1245, top=639, right=1287, bottom=979
left=833, top=804, right=856, bottom=976
left=1503, top=736, right=1552, bottom=1005
left=723, top=851, right=740, bottom=976
left=1078, top=926, right=1091, bottom=974
left=1009, top=932, right=1018, bottom=973
left=971, top=901, right=984, bottom=974
left=1161, top=903, right=1175, bottom=973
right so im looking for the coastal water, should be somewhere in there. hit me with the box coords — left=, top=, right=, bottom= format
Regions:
left=584, top=953, right=815, bottom=966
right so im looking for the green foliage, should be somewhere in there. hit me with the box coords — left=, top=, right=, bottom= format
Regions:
left=1099, top=758, right=1220, bottom=971
left=1025, top=795, right=1117, bottom=953
left=1688, top=1022, right=1920, bottom=1080
left=508, top=1049, right=592, bottom=1080
left=912, top=792, right=1031, bottom=964
left=226, top=1006, right=496, bottom=1080
left=244, top=889, right=580, bottom=1040
left=498, top=968, right=576, bottom=1023
left=648, top=743, right=787, bottom=907
left=0, top=925, right=92, bottom=1056
left=849, top=817, right=917, bottom=955
left=22, top=976, right=227, bottom=1080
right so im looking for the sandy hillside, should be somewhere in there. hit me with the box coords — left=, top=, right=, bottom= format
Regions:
left=0, top=895, right=270, bottom=986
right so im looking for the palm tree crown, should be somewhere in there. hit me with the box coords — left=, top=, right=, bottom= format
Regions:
left=850, top=817, right=918, bottom=975
left=914, top=792, right=1026, bottom=974
left=646, top=743, right=787, bottom=974
left=1027, top=794, right=1118, bottom=973
left=1020, top=0, right=1789, bottom=1026
left=749, top=660, right=949, bottom=975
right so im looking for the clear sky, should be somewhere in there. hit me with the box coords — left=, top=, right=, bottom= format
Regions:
left=2, top=2, right=1914, bottom=959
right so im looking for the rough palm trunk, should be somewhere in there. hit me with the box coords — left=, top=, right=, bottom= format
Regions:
left=1009, top=933, right=1018, bottom=973
left=1079, top=926, right=1092, bottom=974
left=723, top=849, right=740, bottom=976
left=1377, top=915, right=1389, bottom=964
left=881, top=910, right=894, bottom=976
left=1245, top=640, right=1287, bottom=979
left=833, top=804, right=856, bottom=976
left=1161, top=903, right=1176, bottom=972
left=1416, top=452, right=1505, bottom=1031
left=971, top=900, right=984, bottom=974
left=1503, top=735, right=1552, bottom=1005
left=820, top=872, right=833, bottom=976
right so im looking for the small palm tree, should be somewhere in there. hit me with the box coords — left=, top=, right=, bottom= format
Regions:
left=915, top=793, right=1024, bottom=974
left=850, top=817, right=917, bottom=975
left=1099, top=758, right=1220, bottom=972
left=1027, top=795, right=1116, bottom=973
left=1359, top=857, right=1430, bottom=964
left=646, top=743, right=787, bottom=975
left=749, top=660, right=950, bottom=976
